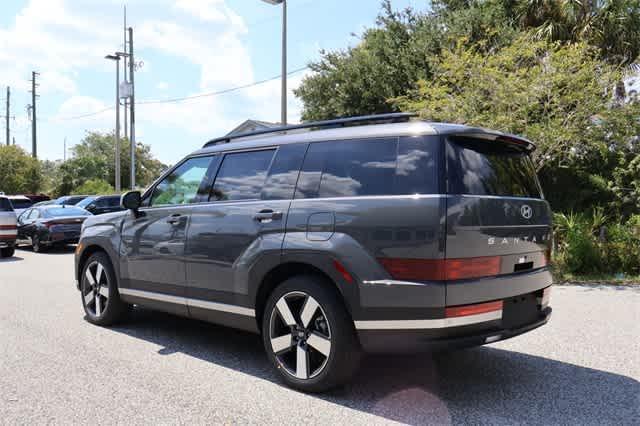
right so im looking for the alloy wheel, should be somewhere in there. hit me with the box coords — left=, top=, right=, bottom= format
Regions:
left=83, top=261, right=109, bottom=317
left=269, top=291, right=332, bottom=380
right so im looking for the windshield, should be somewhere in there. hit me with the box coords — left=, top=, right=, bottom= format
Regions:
left=446, top=136, right=542, bottom=198
left=43, top=207, right=91, bottom=217
left=76, top=196, right=96, bottom=208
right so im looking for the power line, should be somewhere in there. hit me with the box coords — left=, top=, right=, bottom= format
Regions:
left=51, top=66, right=308, bottom=121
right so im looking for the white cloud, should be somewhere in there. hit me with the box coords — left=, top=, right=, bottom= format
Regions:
left=157, top=81, right=169, bottom=90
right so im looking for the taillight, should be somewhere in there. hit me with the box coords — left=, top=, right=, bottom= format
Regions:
left=446, top=256, right=501, bottom=280
left=377, top=256, right=501, bottom=281
left=0, top=224, right=16, bottom=230
left=445, top=300, right=503, bottom=318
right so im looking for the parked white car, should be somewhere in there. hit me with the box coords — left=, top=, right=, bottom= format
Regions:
left=0, top=196, right=17, bottom=258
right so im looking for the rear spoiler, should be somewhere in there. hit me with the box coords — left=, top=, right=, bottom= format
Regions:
left=450, top=131, right=536, bottom=152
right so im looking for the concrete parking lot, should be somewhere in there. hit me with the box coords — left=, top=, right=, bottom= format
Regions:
left=0, top=247, right=638, bottom=425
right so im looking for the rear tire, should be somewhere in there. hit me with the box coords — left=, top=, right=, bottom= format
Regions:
left=32, top=235, right=45, bottom=253
left=80, top=252, right=129, bottom=326
left=0, top=247, right=14, bottom=258
left=262, top=275, right=361, bottom=393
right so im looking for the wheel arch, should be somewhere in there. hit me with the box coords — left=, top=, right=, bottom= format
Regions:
left=76, top=243, right=117, bottom=285
left=253, top=259, right=357, bottom=332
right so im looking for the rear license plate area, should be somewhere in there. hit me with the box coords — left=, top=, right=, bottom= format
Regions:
left=502, top=293, right=539, bottom=329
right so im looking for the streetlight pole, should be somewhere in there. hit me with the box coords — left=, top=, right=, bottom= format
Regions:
left=105, top=54, right=121, bottom=192
left=261, top=0, right=287, bottom=125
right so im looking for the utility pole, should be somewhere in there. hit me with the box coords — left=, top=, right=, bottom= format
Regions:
left=129, top=26, right=136, bottom=189
left=30, top=71, right=39, bottom=158
left=5, top=86, right=9, bottom=146
left=123, top=6, right=128, bottom=141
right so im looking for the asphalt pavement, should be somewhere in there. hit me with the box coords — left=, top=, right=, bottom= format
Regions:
left=1, top=247, right=638, bottom=425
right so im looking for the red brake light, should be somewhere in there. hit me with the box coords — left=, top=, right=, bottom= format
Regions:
left=376, top=258, right=446, bottom=281
left=0, top=225, right=16, bottom=230
left=445, top=256, right=501, bottom=280
left=445, top=300, right=503, bottom=318
left=377, top=256, right=501, bottom=281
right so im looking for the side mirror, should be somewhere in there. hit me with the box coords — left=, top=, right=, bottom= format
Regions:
left=121, top=191, right=141, bottom=211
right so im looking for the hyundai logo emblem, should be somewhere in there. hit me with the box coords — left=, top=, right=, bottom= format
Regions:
left=521, top=204, right=533, bottom=219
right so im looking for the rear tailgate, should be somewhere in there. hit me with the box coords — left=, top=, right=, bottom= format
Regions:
left=0, top=199, right=18, bottom=243
left=444, top=134, right=552, bottom=305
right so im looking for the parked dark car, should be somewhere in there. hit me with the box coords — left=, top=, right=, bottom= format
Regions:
left=75, top=113, right=552, bottom=392
left=76, top=195, right=124, bottom=215
left=55, top=195, right=88, bottom=206
left=17, top=205, right=91, bottom=252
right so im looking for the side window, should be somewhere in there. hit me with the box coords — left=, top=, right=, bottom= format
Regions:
left=107, top=197, right=121, bottom=207
left=396, top=136, right=440, bottom=195
left=261, top=144, right=307, bottom=200
left=211, top=150, right=275, bottom=201
left=151, top=156, right=214, bottom=207
left=295, top=138, right=397, bottom=198
left=294, top=136, right=440, bottom=199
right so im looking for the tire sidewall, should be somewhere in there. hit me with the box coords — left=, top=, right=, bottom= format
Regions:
left=261, top=275, right=359, bottom=392
left=81, top=252, right=120, bottom=325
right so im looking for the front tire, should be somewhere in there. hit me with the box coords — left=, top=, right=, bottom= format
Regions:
left=262, top=275, right=361, bottom=393
left=80, top=252, right=128, bottom=326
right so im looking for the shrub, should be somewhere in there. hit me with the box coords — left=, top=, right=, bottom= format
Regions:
left=72, top=179, right=114, bottom=196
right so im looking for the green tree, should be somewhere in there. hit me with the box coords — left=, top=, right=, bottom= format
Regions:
left=0, top=145, right=42, bottom=194
left=55, top=132, right=167, bottom=196
left=294, top=1, right=443, bottom=121
left=392, top=35, right=640, bottom=215
left=72, top=179, right=114, bottom=195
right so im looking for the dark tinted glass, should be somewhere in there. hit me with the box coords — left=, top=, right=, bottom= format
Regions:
left=0, top=198, right=13, bottom=211
left=397, top=136, right=440, bottom=195
left=152, top=156, right=214, bottom=206
left=106, top=196, right=121, bottom=207
left=446, top=136, right=541, bottom=198
left=44, top=207, right=91, bottom=217
left=65, top=196, right=86, bottom=205
left=261, top=144, right=307, bottom=200
left=295, top=137, right=440, bottom=199
left=10, top=198, right=33, bottom=209
left=211, top=150, right=275, bottom=201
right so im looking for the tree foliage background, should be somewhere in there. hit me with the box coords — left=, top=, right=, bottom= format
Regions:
left=295, top=0, right=640, bottom=220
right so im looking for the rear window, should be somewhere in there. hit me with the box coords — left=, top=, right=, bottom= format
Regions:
left=43, top=207, right=91, bottom=217
left=9, top=198, right=33, bottom=209
left=446, top=136, right=542, bottom=198
left=295, top=136, right=439, bottom=199
left=0, top=198, right=13, bottom=212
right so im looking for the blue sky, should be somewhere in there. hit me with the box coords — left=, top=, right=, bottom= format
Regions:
left=0, top=0, right=426, bottom=164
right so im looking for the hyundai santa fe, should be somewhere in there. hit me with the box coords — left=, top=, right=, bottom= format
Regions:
left=74, top=113, right=552, bottom=392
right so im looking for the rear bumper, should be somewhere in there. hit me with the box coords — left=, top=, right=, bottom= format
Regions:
left=357, top=306, right=551, bottom=353
left=0, top=240, right=15, bottom=248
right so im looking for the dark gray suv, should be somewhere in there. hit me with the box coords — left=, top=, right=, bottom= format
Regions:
left=75, top=113, right=552, bottom=392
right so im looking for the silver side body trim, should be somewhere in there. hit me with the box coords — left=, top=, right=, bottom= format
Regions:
left=354, top=310, right=502, bottom=330
left=118, top=288, right=255, bottom=317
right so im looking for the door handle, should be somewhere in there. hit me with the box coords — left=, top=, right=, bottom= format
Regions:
left=166, top=213, right=183, bottom=225
left=254, top=210, right=283, bottom=222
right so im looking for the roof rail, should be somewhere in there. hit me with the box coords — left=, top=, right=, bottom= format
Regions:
left=203, top=112, right=417, bottom=148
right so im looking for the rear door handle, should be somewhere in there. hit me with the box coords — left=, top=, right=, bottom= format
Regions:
left=254, top=210, right=283, bottom=222
left=166, top=213, right=183, bottom=225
